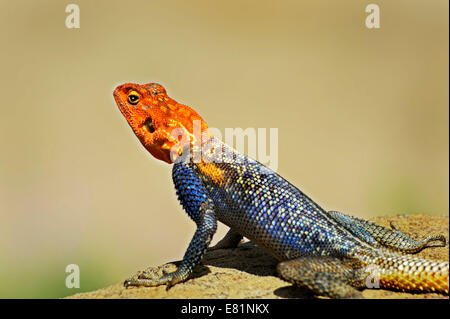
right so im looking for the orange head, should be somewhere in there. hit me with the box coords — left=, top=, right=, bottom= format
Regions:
left=113, top=83, right=208, bottom=163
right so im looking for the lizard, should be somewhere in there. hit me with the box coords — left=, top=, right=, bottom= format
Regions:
left=113, top=82, right=449, bottom=298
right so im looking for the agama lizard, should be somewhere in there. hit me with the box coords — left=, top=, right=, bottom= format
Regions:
left=113, top=82, right=449, bottom=298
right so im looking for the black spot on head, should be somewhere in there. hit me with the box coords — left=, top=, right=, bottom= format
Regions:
left=144, top=118, right=155, bottom=133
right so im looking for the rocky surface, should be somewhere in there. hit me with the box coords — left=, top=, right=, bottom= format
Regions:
left=67, top=215, right=448, bottom=299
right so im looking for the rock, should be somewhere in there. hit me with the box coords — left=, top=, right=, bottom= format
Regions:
left=67, top=215, right=448, bottom=299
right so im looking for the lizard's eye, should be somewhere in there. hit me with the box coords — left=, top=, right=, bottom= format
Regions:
left=128, top=91, right=140, bottom=105
left=143, top=118, right=155, bottom=133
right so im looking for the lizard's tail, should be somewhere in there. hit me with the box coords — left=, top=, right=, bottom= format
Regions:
left=366, top=253, right=449, bottom=294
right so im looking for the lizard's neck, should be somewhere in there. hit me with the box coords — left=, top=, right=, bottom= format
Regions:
left=174, top=134, right=226, bottom=164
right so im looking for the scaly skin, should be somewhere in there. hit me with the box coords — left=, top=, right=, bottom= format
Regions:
left=113, top=82, right=449, bottom=298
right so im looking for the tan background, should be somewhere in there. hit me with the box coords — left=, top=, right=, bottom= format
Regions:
left=0, top=0, right=448, bottom=298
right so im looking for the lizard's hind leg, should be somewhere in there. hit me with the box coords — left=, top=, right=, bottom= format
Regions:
left=277, top=256, right=367, bottom=299
left=328, top=211, right=446, bottom=253
left=209, top=228, right=243, bottom=250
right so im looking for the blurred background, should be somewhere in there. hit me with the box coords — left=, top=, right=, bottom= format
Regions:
left=0, top=0, right=448, bottom=298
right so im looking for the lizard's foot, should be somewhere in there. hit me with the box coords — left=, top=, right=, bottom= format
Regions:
left=388, top=221, right=447, bottom=250
left=389, top=221, right=447, bottom=248
left=422, top=234, right=446, bottom=247
left=328, top=210, right=447, bottom=253
left=277, top=256, right=365, bottom=299
left=124, top=263, right=191, bottom=290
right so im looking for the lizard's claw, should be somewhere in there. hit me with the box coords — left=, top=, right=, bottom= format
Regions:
left=123, top=275, right=171, bottom=288
left=165, top=276, right=179, bottom=291
left=165, top=268, right=191, bottom=290
left=124, top=266, right=191, bottom=289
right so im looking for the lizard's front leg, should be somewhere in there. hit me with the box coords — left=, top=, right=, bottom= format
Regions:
left=125, top=161, right=219, bottom=289
left=124, top=201, right=217, bottom=289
